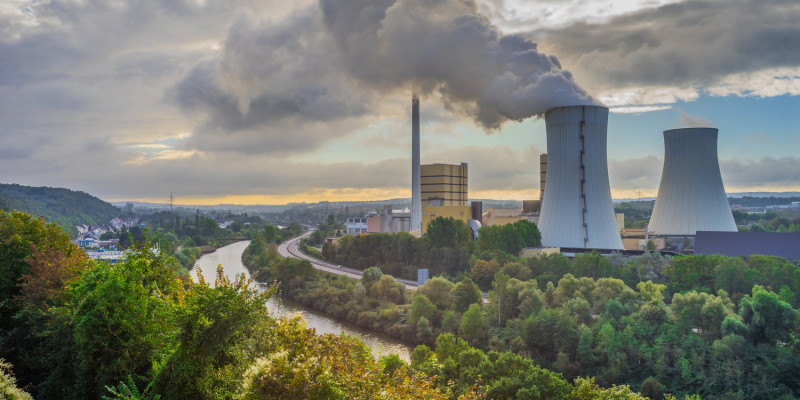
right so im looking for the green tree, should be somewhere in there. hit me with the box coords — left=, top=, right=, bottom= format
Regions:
left=739, top=285, right=799, bottom=345
left=417, top=316, right=434, bottom=344
left=0, top=359, right=33, bottom=400
left=416, top=277, right=455, bottom=310
left=0, top=211, right=81, bottom=330
left=425, top=217, right=472, bottom=248
left=451, top=277, right=482, bottom=313
left=68, top=241, right=185, bottom=399
left=153, top=267, right=275, bottom=399
left=460, top=304, right=488, bottom=347
left=409, top=294, right=437, bottom=325
left=321, top=241, right=336, bottom=261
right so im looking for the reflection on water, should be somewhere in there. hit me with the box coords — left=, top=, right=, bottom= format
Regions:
left=192, top=240, right=411, bottom=362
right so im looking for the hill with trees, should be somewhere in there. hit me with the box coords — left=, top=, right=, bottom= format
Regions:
left=0, top=183, right=119, bottom=235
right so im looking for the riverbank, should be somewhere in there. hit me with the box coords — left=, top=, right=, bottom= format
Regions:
left=194, top=240, right=412, bottom=361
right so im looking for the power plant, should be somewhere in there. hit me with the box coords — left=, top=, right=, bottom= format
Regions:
left=648, top=127, right=737, bottom=236
left=537, top=105, right=623, bottom=250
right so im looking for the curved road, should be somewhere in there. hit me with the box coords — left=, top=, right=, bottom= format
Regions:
left=277, top=230, right=419, bottom=291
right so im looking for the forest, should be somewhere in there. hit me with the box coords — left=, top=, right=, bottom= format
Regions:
left=0, top=183, right=120, bottom=236
left=244, top=216, right=800, bottom=399
left=0, top=209, right=708, bottom=399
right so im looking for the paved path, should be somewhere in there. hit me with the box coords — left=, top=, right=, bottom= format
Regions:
left=277, top=230, right=419, bottom=291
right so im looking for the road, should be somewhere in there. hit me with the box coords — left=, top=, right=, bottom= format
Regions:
left=277, top=230, right=419, bottom=291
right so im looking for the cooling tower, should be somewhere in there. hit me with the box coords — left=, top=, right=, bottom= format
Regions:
left=648, top=128, right=736, bottom=236
left=537, top=105, right=623, bottom=249
left=410, top=94, right=422, bottom=233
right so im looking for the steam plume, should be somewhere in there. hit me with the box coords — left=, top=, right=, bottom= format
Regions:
left=672, top=109, right=716, bottom=129
left=319, top=0, right=597, bottom=130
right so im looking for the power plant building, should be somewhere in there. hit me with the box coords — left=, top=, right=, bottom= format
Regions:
left=648, top=128, right=737, bottom=236
left=537, top=105, right=623, bottom=250
left=421, top=163, right=468, bottom=206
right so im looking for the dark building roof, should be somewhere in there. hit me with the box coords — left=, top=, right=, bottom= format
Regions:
left=694, top=231, right=800, bottom=260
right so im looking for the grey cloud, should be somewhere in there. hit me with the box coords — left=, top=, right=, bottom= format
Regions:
left=538, top=0, right=800, bottom=90
left=171, top=8, right=375, bottom=154
left=721, top=156, right=800, bottom=188
left=608, top=156, right=663, bottom=190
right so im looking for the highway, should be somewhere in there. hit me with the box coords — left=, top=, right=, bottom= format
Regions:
left=277, top=230, right=419, bottom=291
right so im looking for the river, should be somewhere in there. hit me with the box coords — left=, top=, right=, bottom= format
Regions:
left=191, top=240, right=412, bottom=362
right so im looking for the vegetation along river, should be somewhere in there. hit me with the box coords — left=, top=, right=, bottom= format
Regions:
left=191, top=240, right=412, bottom=362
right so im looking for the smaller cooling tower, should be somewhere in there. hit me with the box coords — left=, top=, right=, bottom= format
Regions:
left=648, top=128, right=736, bottom=236
left=537, top=105, right=623, bottom=249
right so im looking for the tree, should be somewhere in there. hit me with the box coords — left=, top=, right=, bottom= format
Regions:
left=1, top=211, right=81, bottom=330
left=452, top=277, right=482, bottom=313
left=425, top=217, right=472, bottom=248
left=153, top=267, right=275, bottom=399
left=417, top=316, right=434, bottom=344
left=523, top=309, right=579, bottom=362
left=739, top=285, right=799, bottom=345
left=370, top=275, right=406, bottom=304
left=416, top=277, right=455, bottom=310
left=409, top=294, right=437, bottom=325
left=460, top=304, right=488, bottom=347
left=361, top=266, right=383, bottom=292
left=321, top=241, right=336, bottom=261
left=492, top=272, right=510, bottom=326
left=477, top=220, right=540, bottom=256
left=0, top=359, right=33, bottom=400
left=69, top=241, right=185, bottom=399
left=470, top=259, right=501, bottom=291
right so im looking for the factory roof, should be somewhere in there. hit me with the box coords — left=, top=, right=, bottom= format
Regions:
left=694, top=231, right=800, bottom=260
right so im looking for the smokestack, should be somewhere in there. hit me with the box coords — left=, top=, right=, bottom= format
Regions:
left=648, top=128, right=736, bottom=236
left=411, top=93, right=422, bottom=232
left=537, top=105, right=623, bottom=250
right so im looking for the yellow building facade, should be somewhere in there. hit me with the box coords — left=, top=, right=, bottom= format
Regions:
left=421, top=205, right=472, bottom=234
left=482, top=208, right=526, bottom=226
left=421, top=163, right=468, bottom=206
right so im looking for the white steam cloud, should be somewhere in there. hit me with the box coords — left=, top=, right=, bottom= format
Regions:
left=671, top=109, right=716, bottom=129
left=319, top=0, right=597, bottom=130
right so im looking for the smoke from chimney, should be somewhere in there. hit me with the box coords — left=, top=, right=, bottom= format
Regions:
left=319, top=0, right=597, bottom=130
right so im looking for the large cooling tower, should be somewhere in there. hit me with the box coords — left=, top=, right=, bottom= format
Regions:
left=537, top=105, right=623, bottom=249
left=648, top=128, right=736, bottom=236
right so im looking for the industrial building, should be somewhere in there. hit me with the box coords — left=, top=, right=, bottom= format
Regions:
left=421, top=163, right=468, bottom=206
left=695, top=231, right=800, bottom=260
left=421, top=205, right=473, bottom=234
left=648, top=128, right=737, bottom=237
left=537, top=105, right=624, bottom=250
left=345, top=206, right=411, bottom=235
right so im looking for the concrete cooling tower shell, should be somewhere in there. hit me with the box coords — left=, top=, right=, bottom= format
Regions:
left=648, top=128, right=736, bottom=236
left=538, top=105, right=623, bottom=249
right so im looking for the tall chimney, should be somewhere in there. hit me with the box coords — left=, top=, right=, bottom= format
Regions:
left=411, top=93, right=422, bottom=233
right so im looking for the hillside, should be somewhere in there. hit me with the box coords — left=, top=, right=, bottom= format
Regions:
left=0, top=183, right=119, bottom=235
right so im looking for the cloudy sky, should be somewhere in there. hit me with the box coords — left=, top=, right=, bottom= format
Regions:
left=1, top=0, right=798, bottom=205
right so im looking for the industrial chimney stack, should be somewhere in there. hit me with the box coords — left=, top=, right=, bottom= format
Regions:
left=410, top=93, right=422, bottom=233
left=537, top=105, right=623, bottom=249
